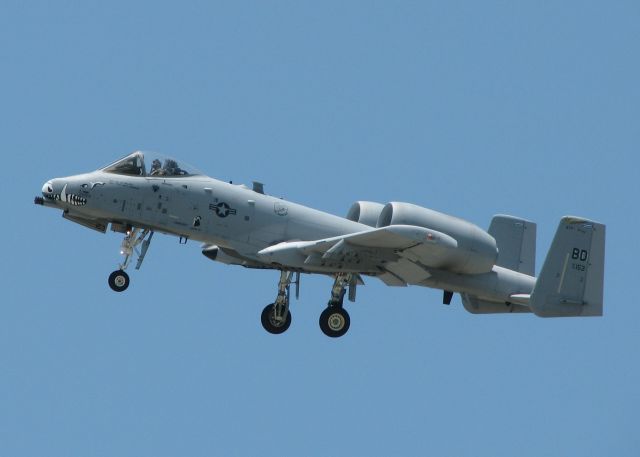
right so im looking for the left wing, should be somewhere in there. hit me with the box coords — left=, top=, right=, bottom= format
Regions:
left=257, top=225, right=458, bottom=285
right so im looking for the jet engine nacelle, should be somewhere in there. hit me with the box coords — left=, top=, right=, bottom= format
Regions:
left=377, top=202, right=498, bottom=274
left=346, top=201, right=385, bottom=227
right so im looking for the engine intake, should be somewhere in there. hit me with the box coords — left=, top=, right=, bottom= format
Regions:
left=346, top=201, right=385, bottom=227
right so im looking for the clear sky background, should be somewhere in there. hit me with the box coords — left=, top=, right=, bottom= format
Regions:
left=1, top=1, right=638, bottom=456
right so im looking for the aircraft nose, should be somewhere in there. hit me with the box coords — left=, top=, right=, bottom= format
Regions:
left=35, top=179, right=56, bottom=206
left=42, top=180, right=54, bottom=195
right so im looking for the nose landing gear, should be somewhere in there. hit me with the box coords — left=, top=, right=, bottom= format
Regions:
left=108, top=269, right=130, bottom=292
left=108, top=228, right=154, bottom=292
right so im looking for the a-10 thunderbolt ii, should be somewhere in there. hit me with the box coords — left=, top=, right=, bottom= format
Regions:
left=35, top=151, right=606, bottom=337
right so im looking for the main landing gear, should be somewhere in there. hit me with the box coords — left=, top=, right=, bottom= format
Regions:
left=107, top=227, right=154, bottom=292
left=261, top=271, right=296, bottom=334
left=260, top=271, right=357, bottom=338
left=318, top=273, right=354, bottom=338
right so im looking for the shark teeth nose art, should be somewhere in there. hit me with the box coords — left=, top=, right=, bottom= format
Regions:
left=54, top=184, right=87, bottom=206
left=68, top=194, right=87, bottom=206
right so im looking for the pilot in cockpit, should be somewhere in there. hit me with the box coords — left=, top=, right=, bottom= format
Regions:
left=102, top=151, right=199, bottom=178
left=150, top=159, right=163, bottom=176
left=163, top=159, right=182, bottom=176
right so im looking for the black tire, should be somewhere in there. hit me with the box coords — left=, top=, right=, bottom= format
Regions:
left=319, top=307, right=350, bottom=338
left=108, top=270, right=130, bottom=292
left=261, top=303, right=292, bottom=335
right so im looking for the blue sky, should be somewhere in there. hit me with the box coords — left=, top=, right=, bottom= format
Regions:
left=1, top=1, right=639, bottom=456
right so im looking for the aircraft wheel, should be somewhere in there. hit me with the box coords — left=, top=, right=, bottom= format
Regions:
left=261, top=303, right=292, bottom=334
left=108, top=270, right=130, bottom=292
left=319, top=306, right=350, bottom=338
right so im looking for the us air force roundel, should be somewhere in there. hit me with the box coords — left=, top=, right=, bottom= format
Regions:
left=210, top=202, right=237, bottom=218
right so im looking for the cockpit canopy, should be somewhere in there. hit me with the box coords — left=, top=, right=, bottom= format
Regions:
left=101, top=151, right=204, bottom=178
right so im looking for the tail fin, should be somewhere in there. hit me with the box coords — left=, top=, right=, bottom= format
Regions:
left=489, top=215, right=537, bottom=275
left=530, top=216, right=605, bottom=317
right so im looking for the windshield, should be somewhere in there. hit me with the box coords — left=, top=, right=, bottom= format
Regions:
left=101, top=151, right=204, bottom=177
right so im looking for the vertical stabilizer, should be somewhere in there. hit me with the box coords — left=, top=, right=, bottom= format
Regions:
left=488, top=215, right=536, bottom=275
left=529, top=216, right=605, bottom=317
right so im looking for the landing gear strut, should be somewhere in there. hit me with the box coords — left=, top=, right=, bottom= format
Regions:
left=108, top=228, right=154, bottom=292
left=259, top=271, right=358, bottom=337
left=261, top=271, right=297, bottom=334
left=319, top=273, right=354, bottom=338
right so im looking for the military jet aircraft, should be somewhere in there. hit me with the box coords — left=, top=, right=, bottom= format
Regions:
left=35, top=151, right=606, bottom=337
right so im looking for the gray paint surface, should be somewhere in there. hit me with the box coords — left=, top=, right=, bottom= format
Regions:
left=37, top=151, right=606, bottom=321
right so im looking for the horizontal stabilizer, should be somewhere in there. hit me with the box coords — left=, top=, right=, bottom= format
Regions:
left=461, top=293, right=532, bottom=314
left=529, top=216, right=605, bottom=317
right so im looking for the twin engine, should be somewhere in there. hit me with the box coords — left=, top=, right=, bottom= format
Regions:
left=347, top=201, right=498, bottom=274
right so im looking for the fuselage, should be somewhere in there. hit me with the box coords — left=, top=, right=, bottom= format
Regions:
left=41, top=169, right=370, bottom=259
left=37, top=152, right=537, bottom=310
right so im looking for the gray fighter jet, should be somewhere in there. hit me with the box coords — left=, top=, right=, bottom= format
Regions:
left=35, top=151, right=606, bottom=337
